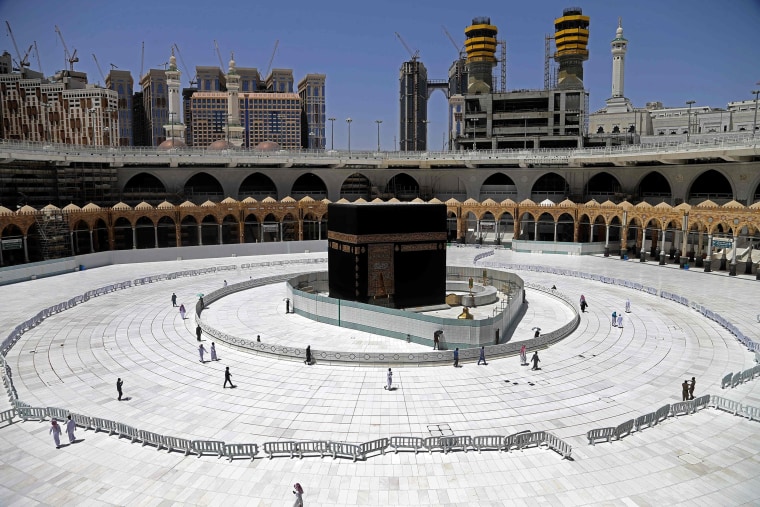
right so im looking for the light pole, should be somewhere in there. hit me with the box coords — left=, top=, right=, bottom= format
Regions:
left=328, top=117, right=336, bottom=150
left=685, top=100, right=695, bottom=142
left=422, top=119, right=430, bottom=151
left=375, top=119, right=382, bottom=152
left=751, top=88, right=760, bottom=138
left=346, top=117, right=352, bottom=153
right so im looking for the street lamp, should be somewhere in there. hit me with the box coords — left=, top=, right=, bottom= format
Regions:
left=375, top=119, right=382, bottom=152
left=328, top=117, right=336, bottom=150
left=685, top=100, right=695, bottom=142
left=346, top=117, right=352, bottom=153
left=751, top=87, right=760, bottom=139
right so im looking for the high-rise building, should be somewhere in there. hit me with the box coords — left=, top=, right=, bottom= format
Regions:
left=196, top=66, right=225, bottom=92
left=266, top=69, right=294, bottom=93
left=139, top=69, right=168, bottom=146
left=105, top=69, right=134, bottom=146
left=131, top=91, right=151, bottom=146
left=399, top=60, right=428, bottom=151
left=464, top=17, right=498, bottom=94
left=298, top=74, right=326, bottom=149
left=553, top=7, right=590, bottom=89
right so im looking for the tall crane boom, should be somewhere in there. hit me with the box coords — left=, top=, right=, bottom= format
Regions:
left=173, top=43, right=196, bottom=86
left=92, top=53, right=106, bottom=83
left=33, top=41, right=42, bottom=74
left=265, top=40, right=279, bottom=77
left=54, top=25, right=78, bottom=71
left=213, top=40, right=224, bottom=69
left=441, top=26, right=464, bottom=58
left=5, top=21, right=28, bottom=70
left=394, top=32, right=419, bottom=62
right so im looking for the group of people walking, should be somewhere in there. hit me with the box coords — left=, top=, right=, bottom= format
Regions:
left=49, top=415, right=77, bottom=448
left=682, top=377, right=697, bottom=401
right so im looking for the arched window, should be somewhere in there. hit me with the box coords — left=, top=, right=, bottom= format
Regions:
left=596, top=126, right=604, bottom=134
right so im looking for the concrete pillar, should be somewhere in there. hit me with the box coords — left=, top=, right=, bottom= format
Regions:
left=553, top=221, right=558, bottom=242
left=70, top=232, right=75, bottom=255
left=0, top=240, right=3, bottom=265
left=132, top=226, right=137, bottom=249
left=154, top=225, right=158, bottom=248
left=89, top=229, right=95, bottom=253
left=704, top=234, right=712, bottom=272
left=198, top=225, right=203, bottom=246
left=279, top=222, right=283, bottom=242
left=218, top=224, right=223, bottom=245
left=589, top=222, right=594, bottom=243
left=729, top=237, right=738, bottom=276
left=640, top=227, right=647, bottom=262
left=659, top=229, right=666, bottom=265
left=604, top=224, right=610, bottom=257
left=23, top=235, right=29, bottom=263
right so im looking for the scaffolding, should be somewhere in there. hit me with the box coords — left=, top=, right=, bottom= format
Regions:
left=35, top=209, right=71, bottom=260
left=499, top=40, right=507, bottom=93
left=544, top=35, right=557, bottom=90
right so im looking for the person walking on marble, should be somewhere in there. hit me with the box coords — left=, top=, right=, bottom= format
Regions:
left=65, top=414, right=76, bottom=444
left=179, top=304, right=186, bottom=320
left=305, top=345, right=312, bottom=365
left=625, top=299, right=631, bottom=313
left=682, top=380, right=690, bottom=401
left=477, top=346, right=488, bottom=365
left=210, top=342, right=218, bottom=361
left=531, top=351, right=541, bottom=371
left=453, top=348, right=459, bottom=368
left=223, top=366, right=235, bottom=388
left=171, top=292, right=177, bottom=307
left=49, top=418, right=62, bottom=448
left=385, top=368, right=393, bottom=390
left=223, top=280, right=228, bottom=288
left=196, top=325, right=202, bottom=342
left=612, top=311, right=617, bottom=327
left=116, top=378, right=123, bottom=401
left=689, top=377, right=696, bottom=400
left=292, top=483, right=304, bottom=507
left=198, top=343, right=207, bottom=363
left=617, top=313, right=624, bottom=328
left=580, top=295, right=588, bottom=313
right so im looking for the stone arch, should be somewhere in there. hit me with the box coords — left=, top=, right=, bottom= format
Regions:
left=637, top=171, right=672, bottom=205
left=180, top=215, right=199, bottom=247
left=291, top=173, right=327, bottom=200
left=239, top=173, right=277, bottom=200
left=464, top=211, right=478, bottom=243
left=585, top=172, right=622, bottom=201
left=262, top=213, right=279, bottom=242
left=134, top=216, right=156, bottom=249
left=385, top=173, right=420, bottom=201
left=688, top=169, right=734, bottom=205
left=113, top=216, right=134, bottom=250
left=282, top=213, right=297, bottom=241
left=242, top=213, right=260, bottom=243
left=447, top=211, right=458, bottom=242
left=531, top=173, right=569, bottom=202
left=339, top=173, right=372, bottom=200
left=0, top=224, right=25, bottom=266
left=92, top=218, right=109, bottom=252
left=184, top=172, right=224, bottom=202
left=302, top=212, right=321, bottom=241
left=221, top=214, right=240, bottom=244
left=71, top=219, right=91, bottom=254
left=123, top=173, right=167, bottom=204
left=480, top=173, right=517, bottom=201
left=201, top=214, right=220, bottom=245
left=157, top=216, right=177, bottom=248
left=556, top=212, right=575, bottom=242
left=497, top=211, right=515, bottom=244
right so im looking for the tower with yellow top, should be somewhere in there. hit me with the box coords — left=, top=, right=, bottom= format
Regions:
left=464, top=17, right=498, bottom=94
left=553, top=7, right=590, bottom=89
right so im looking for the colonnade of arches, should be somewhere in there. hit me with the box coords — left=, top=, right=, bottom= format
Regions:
left=120, top=168, right=755, bottom=207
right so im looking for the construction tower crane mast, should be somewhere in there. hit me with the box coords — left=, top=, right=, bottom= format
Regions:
left=213, top=40, right=225, bottom=69
left=441, top=26, right=464, bottom=58
left=265, top=40, right=279, bottom=77
left=54, top=25, right=78, bottom=71
left=394, top=32, right=419, bottom=61
left=33, top=41, right=42, bottom=74
left=172, top=43, right=197, bottom=86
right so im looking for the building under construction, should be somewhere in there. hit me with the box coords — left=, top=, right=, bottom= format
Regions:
left=399, top=8, right=591, bottom=151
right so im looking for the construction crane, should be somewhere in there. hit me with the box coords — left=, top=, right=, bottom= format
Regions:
left=441, top=26, right=464, bottom=59
left=92, top=53, right=106, bottom=83
left=54, top=25, right=78, bottom=71
left=264, top=40, right=279, bottom=78
left=33, top=41, right=42, bottom=74
left=213, top=40, right=225, bottom=69
left=5, top=21, right=30, bottom=71
left=394, top=32, right=419, bottom=62
left=172, top=43, right=197, bottom=86
left=139, top=41, right=144, bottom=81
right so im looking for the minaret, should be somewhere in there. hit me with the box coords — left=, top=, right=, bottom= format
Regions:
left=225, top=52, right=244, bottom=147
left=162, top=48, right=186, bottom=143
left=611, top=17, right=627, bottom=98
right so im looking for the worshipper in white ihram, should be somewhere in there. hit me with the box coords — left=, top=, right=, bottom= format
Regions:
left=385, top=368, right=393, bottom=390
left=49, top=419, right=62, bottom=448
left=625, top=299, right=631, bottom=313
left=199, top=343, right=207, bottom=363
left=179, top=304, right=186, bottom=320
left=617, top=313, right=624, bottom=328
left=66, top=415, right=76, bottom=443
left=210, top=342, right=218, bottom=361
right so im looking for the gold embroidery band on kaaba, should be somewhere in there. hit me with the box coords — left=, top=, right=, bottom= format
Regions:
left=327, top=231, right=447, bottom=244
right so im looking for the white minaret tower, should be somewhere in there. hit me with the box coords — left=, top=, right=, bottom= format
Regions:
left=611, top=17, right=627, bottom=98
left=225, top=52, right=244, bottom=147
left=162, top=48, right=186, bottom=144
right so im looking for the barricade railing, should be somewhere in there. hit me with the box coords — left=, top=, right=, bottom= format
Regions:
left=359, top=438, right=388, bottom=459
left=91, top=416, right=117, bottom=434
left=138, top=430, right=164, bottom=450
left=634, top=412, right=656, bottom=432
left=0, top=408, right=15, bottom=425
left=263, top=441, right=298, bottom=459
left=115, top=422, right=139, bottom=442
left=46, top=407, right=69, bottom=421
left=293, top=440, right=329, bottom=459
left=70, top=413, right=92, bottom=430
left=614, top=419, right=634, bottom=440
left=163, top=436, right=194, bottom=456
left=389, top=436, right=426, bottom=454
left=224, top=443, right=259, bottom=461
left=710, top=395, right=742, bottom=415
left=18, top=406, right=47, bottom=421
left=671, top=400, right=695, bottom=417
left=328, top=441, right=362, bottom=461
left=586, top=427, right=615, bottom=445
left=742, top=405, right=760, bottom=422
left=722, top=373, right=734, bottom=389
left=191, top=440, right=226, bottom=458
left=543, top=432, right=573, bottom=459
left=473, top=435, right=504, bottom=453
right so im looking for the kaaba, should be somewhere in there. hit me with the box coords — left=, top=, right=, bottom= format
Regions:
left=328, top=203, right=447, bottom=309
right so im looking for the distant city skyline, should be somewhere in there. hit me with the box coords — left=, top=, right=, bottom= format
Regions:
left=2, top=0, right=759, bottom=150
